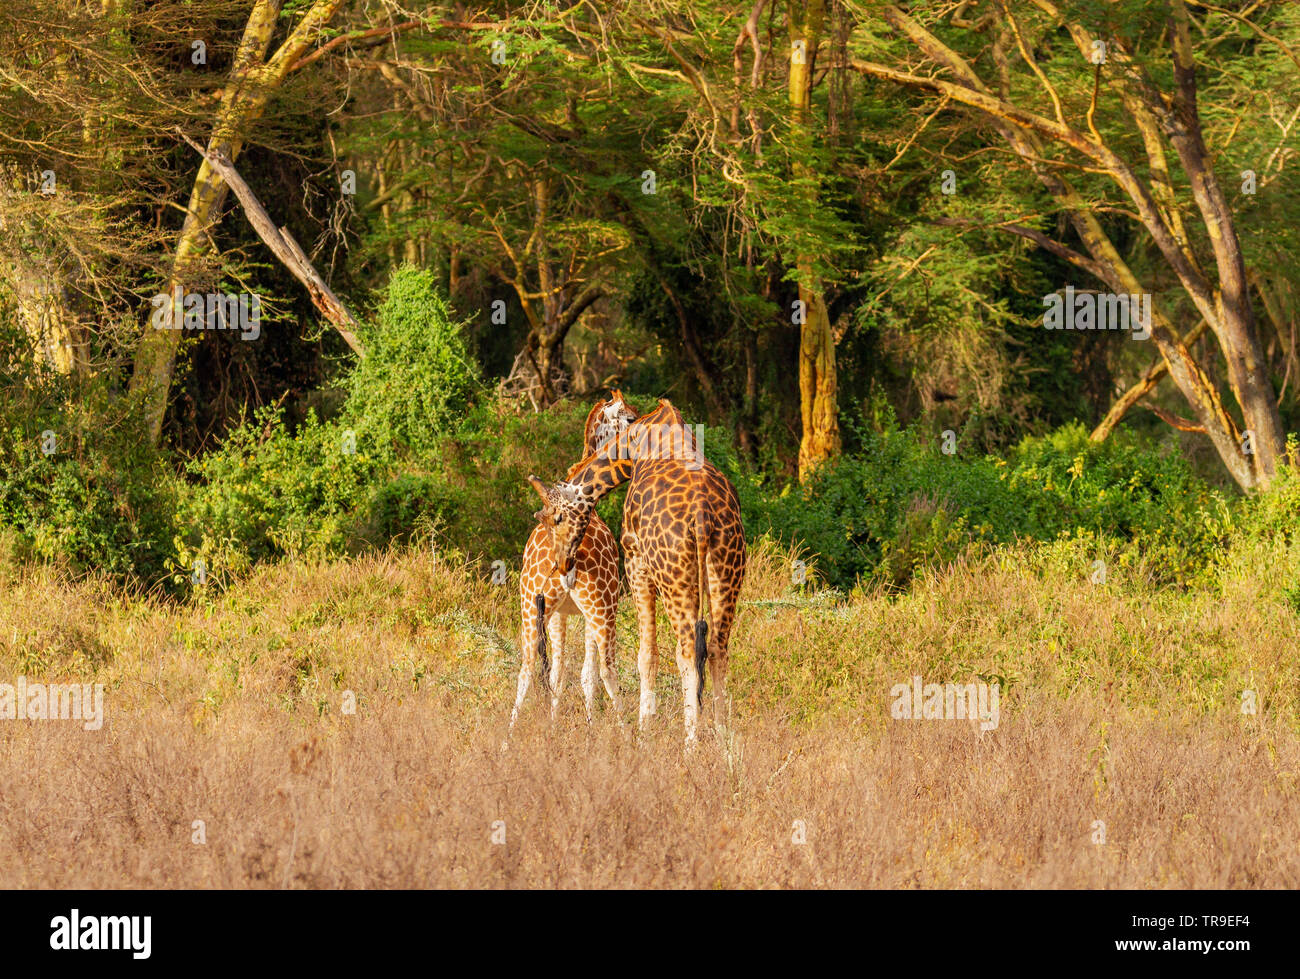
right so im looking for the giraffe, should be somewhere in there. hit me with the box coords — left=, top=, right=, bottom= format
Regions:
left=529, top=395, right=746, bottom=743
left=508, top=403, right=627, bottom=731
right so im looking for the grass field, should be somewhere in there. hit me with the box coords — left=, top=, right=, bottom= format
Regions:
left=2, top=538, right=1298, bottom=888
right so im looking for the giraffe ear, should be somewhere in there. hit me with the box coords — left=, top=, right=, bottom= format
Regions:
left=533, top=508, right=546, bottom=522
left=527, top=474, right=551, bottom=506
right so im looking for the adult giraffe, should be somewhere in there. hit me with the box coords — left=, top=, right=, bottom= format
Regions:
left=528, top=395, right=746, bottom=743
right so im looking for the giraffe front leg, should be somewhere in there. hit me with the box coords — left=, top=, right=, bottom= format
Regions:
left=547, top=612, right=567, bottom=720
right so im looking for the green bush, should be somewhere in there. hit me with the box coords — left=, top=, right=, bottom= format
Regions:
left=173, top=270, right=484, bottom=581
left=1232, top=436, right=1300, bottom=546
left=344, top=265, right=481, bottom=458
left=172, top=395, right=603, bottom=583
left=749, top=419, right=1234, bottom=590
left=360, top=473, right=452, bottom=548
left=1216, top=437, right=1300, bottom=610
left=402, top=398, right=604, bottom=563
left=0, top=379, right=176, bottom=584
left=174, top=406, right=380, bottom=580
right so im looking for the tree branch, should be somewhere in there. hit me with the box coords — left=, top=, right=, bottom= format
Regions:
left=177, top=128, right=365, bottom=357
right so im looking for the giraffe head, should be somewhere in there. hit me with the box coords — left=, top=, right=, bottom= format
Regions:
left=583, top=389, right=640, bottom=457
left=527, top=474, right=593, bottom=577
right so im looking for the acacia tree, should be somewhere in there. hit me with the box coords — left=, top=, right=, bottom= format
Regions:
left=484, top=173, right=627, bottom=404
left=847, top=0, right=1297, bottom=489
left=787, top=0, right=842, bottom=477
left=339, top=6, right=642, bottom=405
left=608, top=1, right=864, bottom=479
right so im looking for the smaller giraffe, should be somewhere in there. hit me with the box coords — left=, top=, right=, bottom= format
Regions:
left=511, top=510, right=622, bottom=728
left=582, top=388, right=638, bottom=456
left=509, top=397, right=629, bottom=730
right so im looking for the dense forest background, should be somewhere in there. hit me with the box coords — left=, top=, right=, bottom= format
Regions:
left=2, top=0, right=1299, bottom=596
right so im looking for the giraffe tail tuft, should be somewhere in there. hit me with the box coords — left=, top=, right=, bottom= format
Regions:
left=693, top=492, right=712, bottom=708
left=535, top=593, right=550, bottom=694
left=694, top=619, right=708, bottom=706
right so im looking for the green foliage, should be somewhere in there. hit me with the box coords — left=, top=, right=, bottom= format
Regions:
left=175, top=406, right=379, bottom=581
left=1233, top=436, right=1300, bottom=547
left=999, top=424, right=1233, bottom=579
left=1217, top=436, right=1300, bottom=613
left=172, top=392, right=601, bottom=586
left=750, top=419, right=1234, bottom=591
left=344, top=266, right=481, bottom=458
left=0, top=378, right=175, bottom=584
left=172, top=270, right=489, bottom=586
left=399, top=398, right=603, bottom=563
left=361, top=473, right=449, bottom=548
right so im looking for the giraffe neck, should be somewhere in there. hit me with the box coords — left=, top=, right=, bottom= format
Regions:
left=563, top=401, right=686, bottom=504
left=565, top=444, right=633, bottom=504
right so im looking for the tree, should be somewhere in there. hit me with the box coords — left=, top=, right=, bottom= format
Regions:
left=338, top=7, right=638, bottom=405
left=848, top=0, right=1297, bottom=489
left=788, top=0, right=842, bottom=478
left=0, top=0, right=190, bottom=379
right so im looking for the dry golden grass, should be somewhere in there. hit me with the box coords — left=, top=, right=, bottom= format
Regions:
left=1, top=539, right=1297, bottom=888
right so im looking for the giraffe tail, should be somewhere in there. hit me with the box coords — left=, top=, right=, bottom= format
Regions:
left=535, top=593, right=551, bottom=694
left=694, top=502, right=711, bottom=707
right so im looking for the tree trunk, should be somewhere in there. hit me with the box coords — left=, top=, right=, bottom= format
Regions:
left=0, top=168, right=87, bottom=375
left=789, top=0, right=840, bottom=482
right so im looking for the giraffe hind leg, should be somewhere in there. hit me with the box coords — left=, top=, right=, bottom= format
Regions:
left=670, top=614, right=702, bottom=745
left=511, top=592, right=548, bottom=733
left=547, top=611, right=567, bottom=720
left=707, top=547, right=743, bottom=728
left=580, top=621, right=599, bottom=722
